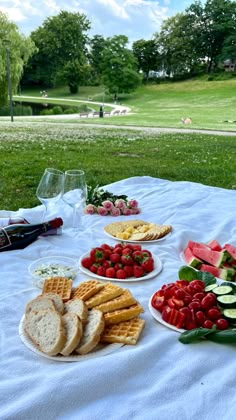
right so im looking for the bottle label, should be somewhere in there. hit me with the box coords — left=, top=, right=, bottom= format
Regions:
left=0, top=228, right=11, bottom=248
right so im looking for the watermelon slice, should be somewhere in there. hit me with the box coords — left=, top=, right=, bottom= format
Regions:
left=183, top=247, right=202, bottom=268
left=223, top=244, right=236, bottom=260
left=200, top=264, right=234, bottom=281
left=187, top=240, right=207, bottom=251
left=192, top=247, right=227, bottom=268
left=207, top=240, right=222, bottom=252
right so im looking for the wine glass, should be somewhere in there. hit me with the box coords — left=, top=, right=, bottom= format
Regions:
left=36, top=168, right=64, bottom=220
left=62, top=170, right=87, bottom=229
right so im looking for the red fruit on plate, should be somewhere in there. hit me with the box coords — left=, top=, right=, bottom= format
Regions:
left=121, top=254, right=134, bottom=266
left=110, top=253, right=121, bottom=263
left=90, top=263, right=100, bottom=274
left=106, top=267, right=116, bottom=278
left=133, top=265, right=145, bottom=278
left=141, top=257, right=154, bottom=272
left=114, top=262, right=123, bottom=271
left=81, top=257, right=93, bottom=269
left=133, top=251, right=144, bottom=264
left=101, top=244, right=113, bottom=252
left=116, top=269, right=127, bottom=279
left=124, top=265, right=134, bottom=277
left=102, top=260, right=113, bottom=269
left=90, top=247, right=106, bottom=263
left=97, top=266, right=106, bottom=277
left=122, top=247, right=132, bottom=255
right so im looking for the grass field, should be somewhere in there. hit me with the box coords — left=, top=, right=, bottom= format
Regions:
left=0, top=122, right=235, bottom=211
left=10, top=78, right=236, bottom=132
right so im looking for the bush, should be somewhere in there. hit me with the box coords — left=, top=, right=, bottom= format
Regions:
left=52, top=106, right=63, bottom=115
left=0, top=104, right=32, bottom=116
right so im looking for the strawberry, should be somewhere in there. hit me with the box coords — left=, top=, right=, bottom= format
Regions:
left=122, top=247, right=132, bottom=255
left=90, top=247, right=106, bottom=263
left=102, top=260, right=113, bottom=269
left=114, top=262, right=123, bottom=271
left=142, top=249, right=152, bottom=258
left=110, top=253, right=121, bottom=263
left=116, top=269, right=127, bottom=279
left=89, top=263, right=101, bottom=274
left=124, top=265, right=134, bottom=277
left=132, top=251, right=144, bottom=264
left=106, top=267, right=116, bottom=278
left=141, top=257, right=154, bottom=272
left=100, top=244, right=114, bottom=252
left=97, top=266, right=106, bottom=277
left=121, top=254, right=134, bottom=266
left=133, top=265, right=145, bottom=278
left=81, top=256, right=93, bottom=269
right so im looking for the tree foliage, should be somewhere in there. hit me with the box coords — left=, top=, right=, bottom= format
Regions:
left=0, top=11, right=36, bottom=106
left=22, top=11, right=91, bottom=92
left=101, top=35, right=141, bottom=94
left=132, top=39, right=161, bottom=79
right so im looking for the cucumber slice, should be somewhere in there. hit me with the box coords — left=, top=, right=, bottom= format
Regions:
left=217, top=295, right=236, bottom=308
left=205, top=284, right=217, bottom=292
left=213, top=285, right=233, bottom=296
left=223, top=309, right=236, bottom=323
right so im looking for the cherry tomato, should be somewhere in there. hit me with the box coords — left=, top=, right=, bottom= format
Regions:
left=216, top=318, right=229, bottom=330
left=193, top=292, right=205, bottom=301
left=195, top=311, right=206, bottom=326
left=201, top=295, right=216, bottom=309
left=206, top=308, right=222, bottom=320
left=203, top=319, right=215, bottom=329
left=188, top=301, right=201, bottom=311
left=190, top=280, right=205, bottom=290
left=174, top=288, right=186, bottom=300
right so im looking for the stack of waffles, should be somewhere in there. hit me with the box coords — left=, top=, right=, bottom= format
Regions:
left=23, top=277, right=145, bottom=357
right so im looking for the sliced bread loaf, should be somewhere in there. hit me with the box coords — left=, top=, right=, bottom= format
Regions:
left=75, top=309, right=104, bottom=355
left=60, top=313, right=83, bottom=356
left=25, top=309, right=66, bottom=356
left=64, top=298, right=88, bottom=325
left=40, top=292, right=64, bottom=314
left=25, top=296, right=56, bottom=319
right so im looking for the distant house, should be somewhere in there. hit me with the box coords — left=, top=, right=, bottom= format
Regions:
left=224, top=59, right=236, bottom=72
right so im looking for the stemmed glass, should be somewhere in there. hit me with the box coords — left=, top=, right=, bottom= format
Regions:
left=36, top=168, right=64, bottom=220
left=62, top=170, right=87, bottom=229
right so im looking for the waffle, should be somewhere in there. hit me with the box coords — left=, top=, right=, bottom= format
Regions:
left=71, top=280, right=105, bottom=301
left=94, top=289, right=136, bottom=313
left=85, top=283, right=124, bottom=309
left=104, top=303, right=144, bottom=326
left=42, top=277, right=72, bottom=302
left=101, top=317, right=145, bottom=345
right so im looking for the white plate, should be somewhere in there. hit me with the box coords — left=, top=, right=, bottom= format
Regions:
left=79, top=252, right=163, bottom=282
left=19, top=316, right=123, bottom=362
left=148, top=293, right=185, bottom=333
left=104, top=229, right=171, bottom=244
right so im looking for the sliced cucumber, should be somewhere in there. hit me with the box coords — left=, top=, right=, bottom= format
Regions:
left=205, top=284, right=217, bottom=292
left=213, top=285, right=233, bottom=296
left=217, top=295, right=236, bottom=308
left=223, top=309, right=236, bottom=323
left=221, top=282, right=236, bottom=293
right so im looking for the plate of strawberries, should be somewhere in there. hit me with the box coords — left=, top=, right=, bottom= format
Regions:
left=79, top=243, right=163, bottom=282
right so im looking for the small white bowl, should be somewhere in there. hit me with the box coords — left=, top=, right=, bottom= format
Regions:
left=29, top=256, right=79, bottom=289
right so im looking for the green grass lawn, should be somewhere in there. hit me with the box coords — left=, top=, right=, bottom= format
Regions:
left=0, top=122, right=235, bottom=211
left=11, top=78, right=236, bottom=132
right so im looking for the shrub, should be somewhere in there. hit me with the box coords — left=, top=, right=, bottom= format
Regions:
left=52, top=106, right=63, bottom=115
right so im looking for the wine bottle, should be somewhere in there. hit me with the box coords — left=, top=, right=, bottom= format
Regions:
left=0, top=217, right=63, bottom=252
left=0, top=217, right=62, bottom=236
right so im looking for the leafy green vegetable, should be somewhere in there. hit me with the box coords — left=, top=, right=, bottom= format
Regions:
left=207, top=329, right=236, bottom=345
left=178, top=265, right=216, bottom=286
left=178, top=326, right=217, bottom=344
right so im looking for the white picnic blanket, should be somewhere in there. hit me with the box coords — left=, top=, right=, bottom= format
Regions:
left=0, top=176, right=235, bottom=420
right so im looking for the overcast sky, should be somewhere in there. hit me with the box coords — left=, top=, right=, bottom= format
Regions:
left=1, top=0, right=198, bottom=43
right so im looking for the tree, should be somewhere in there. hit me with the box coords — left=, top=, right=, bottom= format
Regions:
left=132, top=39, right=161, bottom=80
left=186, top=0, right=236, bottom=72
left=22, top=11, right=91, bottom=92
left=89, top=35, right=107, bottom=83
left=0, top=11, right=36, bottom=106
left=101, top=35, right=141, bottom=95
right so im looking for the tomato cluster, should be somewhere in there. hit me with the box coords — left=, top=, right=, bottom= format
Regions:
left=151, top=279, right=229, bottom=330
left=81, top=243, right=154, bottom=279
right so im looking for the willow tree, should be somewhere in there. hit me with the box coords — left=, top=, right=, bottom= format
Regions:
left=0, top=11, right=36, bottom=106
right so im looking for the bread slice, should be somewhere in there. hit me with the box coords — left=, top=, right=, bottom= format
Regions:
left=101, top=318, right=145, bottom=345
left=94, top=289, right=136, bottom=313
left=41, top=293, right=64, bottom=314
left=75, top=309, right=104, bottom=355
left=25, top=309, right=66, bottom=356
left=60, top=313, right=83, bottom=356
left=64, top=298, right=88, bottom=326
left=25, top=296, right=56, bottom=319
left=104, top=303, right=144, bottom=326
